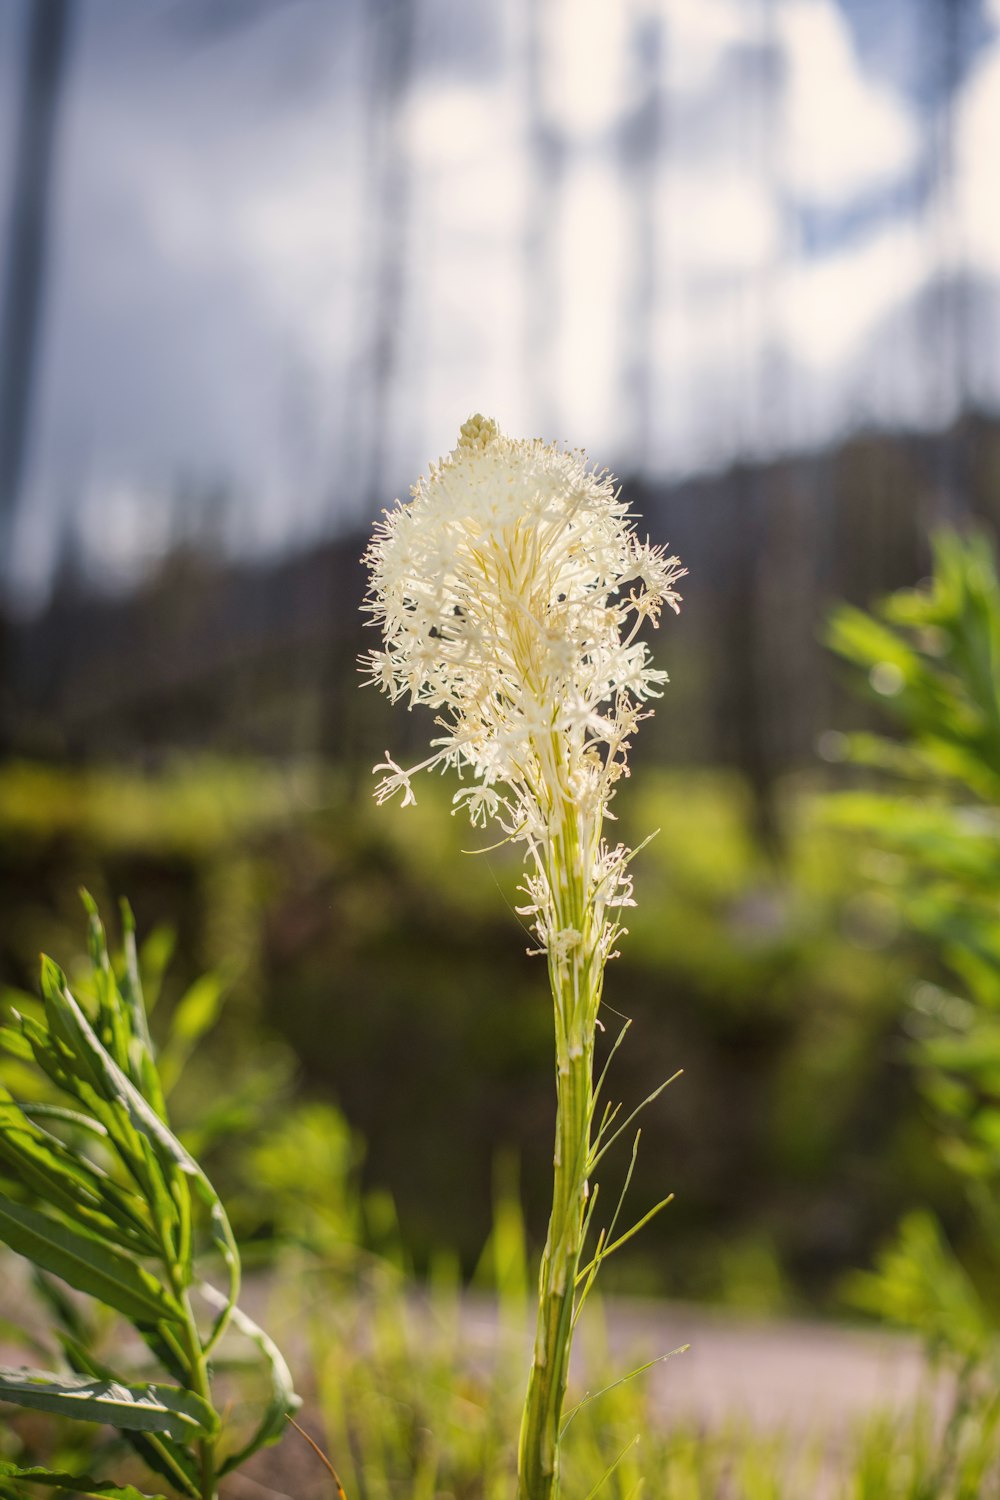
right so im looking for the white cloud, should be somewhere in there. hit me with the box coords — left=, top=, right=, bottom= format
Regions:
left=955, top=40, right=1000, bottom=276
left=779, top=221, right=928, bottom=368
left=662, top=169, right=780, bottom=276
left=661, top=0, right=761, bottom=93
left=552, top=163, right=628, bottom=447
left=407, top=84, right=502, bottom=166
left=539, top=0, right=632, bottom=139
left=778, top=0, right=918, bottom=203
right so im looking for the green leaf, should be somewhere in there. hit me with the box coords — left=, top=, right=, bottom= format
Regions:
left=0, top=1196, right=180, bottom=1325
left=0, top=1027, right=33, bottom=1061
left=0, top=1087, right=157, bottom=1253
left=56, top=1339, right=201, bottom=1498
left=136, top=926, right=175, bottom=1017
left=41, top=982, right=240, bottom=1347
left=117, top=901, right=165, bottom=1120
left=0, top=1367, right=218, bottom=1440
left=119, top=1432, right=199, bottom=1499
left=17, top=1104, right=108, bottom=1139
left=0, top=1461, right=164, bottom=1500
left=203, top=1283, right=300, bottom=1471
left=135, top=1133, right=182, bottom=1264
left=118, top=902, right=153, bottom=1048
left=17, top=1014, right=75, bottom=1096
left=169, top=974, right=225, bottom=1048
left=157, top=973, right=227, bottom=1098
left=79, top=899, right=133, bottom=1084
left=133, top=1321, right=190, bottom=1387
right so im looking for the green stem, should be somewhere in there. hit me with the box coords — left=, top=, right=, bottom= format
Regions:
left=160, top=1218, right=217, bottom=1500
left=178, top=1291, right=217, bottom=1500
left=517, top=801, right=599, bottom=1500
left=517, top=1042, right=592, bottom=1500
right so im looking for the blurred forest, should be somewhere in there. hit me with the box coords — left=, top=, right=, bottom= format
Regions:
left=3, top=0, right=1000, bottom=1314
left=2, top=415, right=994, bottom=1312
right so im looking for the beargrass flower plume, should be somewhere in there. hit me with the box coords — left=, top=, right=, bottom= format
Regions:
left=362, top=416, right=685, bottom=1500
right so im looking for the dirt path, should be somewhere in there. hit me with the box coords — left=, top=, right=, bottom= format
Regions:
left=456, top=1296, right=935, bottom=1438
left=0, top=1269, right=933, bottom=1437
left=602, top=1301, right=933, bottom=1435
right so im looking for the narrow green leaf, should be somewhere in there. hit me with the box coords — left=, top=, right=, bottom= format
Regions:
left=0, top=1461, right=164, bottom=1500
left=17, top=1014, right=75, bottom=1096
left=0, top=1027, right=32, bottom=1061
left=118, top=901, right=165, bottom=1119
left=80, top=890, right=110, bottom=974
left=203, top=1283, right=300, bottom=1471
left=0, top=1367, right=218, bottom=1439
left=583, top=1192, right=674, bottom=1269
left=133, top=1321, right=190, bottom=1387
left=28, top=978, right=182, bottom=1236
left=588, top=1071, right=682, bottom=1170
left=118, top=902, right=152, bottom=1045
left=158, top=974, right=225, bottom=1098
left=136, top=1134, right=182, bottom=1265
left=120, top=1431, right=200, bottom=1499
left=136, top=926, right=175, bottom=1017
left=0, top=1197, right=180, bottom=1325
left=17, top=1104, right=107, bottom=1138
left=45, top=984, right=240, bottom=1347
left=560, top=1345, right=688, bottom=1437
left=0, top=1089, right=156, bottom=1253
left=57, top=1338, right=201, bottom=1497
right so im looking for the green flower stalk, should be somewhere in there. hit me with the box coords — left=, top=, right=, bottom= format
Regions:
left=362, top=415, right=684, bottom=1500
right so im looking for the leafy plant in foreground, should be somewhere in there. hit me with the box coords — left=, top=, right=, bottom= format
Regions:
left=0, top=896, right=299, bottom=1500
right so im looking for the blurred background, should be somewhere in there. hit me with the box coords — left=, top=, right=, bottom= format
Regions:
left=2, top=0, right=999, bottom=1314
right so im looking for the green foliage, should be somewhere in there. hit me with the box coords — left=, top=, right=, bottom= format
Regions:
left=0, top=751, right=925, bottom=1309
left=827, top=530, right=1000, bottom=1386
left=844, top=1212, right=991, bottom=1366
left=0, top=899, right=299, bottom=1500
left=244, top=1101, right=364, bottom=1260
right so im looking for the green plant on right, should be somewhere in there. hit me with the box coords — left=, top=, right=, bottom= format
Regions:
left=826, top=530, right=1000, bottom=1415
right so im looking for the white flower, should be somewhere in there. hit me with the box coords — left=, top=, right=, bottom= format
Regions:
left=361, top=414, right=684, bottom=963
left=363, top=416, right=682, bottom=812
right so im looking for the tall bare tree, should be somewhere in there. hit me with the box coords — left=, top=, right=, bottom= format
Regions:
left=0, top=0, right=72, bottom=577
left=925, top=0, right=971, bottom=524
left=618, top=4, right=664, bottom=475
left=360, top=0, right=418, bottom=512
left=522, top=0, right=563, bottom=437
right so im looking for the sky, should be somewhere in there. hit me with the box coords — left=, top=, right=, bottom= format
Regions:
left=2, top=0, right=999, bottom=600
